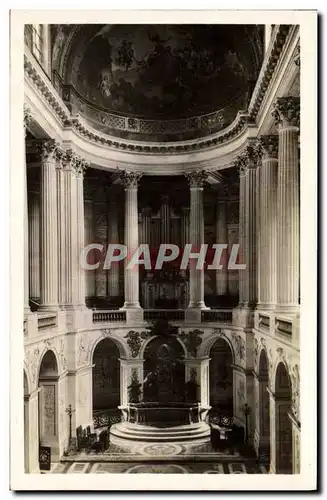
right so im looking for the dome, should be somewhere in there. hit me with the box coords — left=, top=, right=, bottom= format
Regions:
left=52, top=24, right=263, bottom=141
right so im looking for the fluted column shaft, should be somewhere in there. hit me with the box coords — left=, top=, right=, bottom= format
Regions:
left=108, top=198, right=120, bottom=297
left=160, top=196, right=170, bottom=244
left=273, top=97, right=300, bottom=310
left=28, top=192, right=40, bottom=301
left=216, top=198, right=228, bottom=296
left=244, top=164, right=257, bottom=307
left=258, top=136, right=278, bottom=307
left=76, top=171, right=86, bottom=307
left=120, top=172, right=142, bottom=309
left=84, top=197, right=95, bottom=298
left=181, top=207, right=190, bottom=248
left=238, top=168, right=246, bottom=305
left=24, top=151, right=30, bottom=312
left=186, top=171, right=207, bottom=309
left=39, top=142, right=58, bottom=310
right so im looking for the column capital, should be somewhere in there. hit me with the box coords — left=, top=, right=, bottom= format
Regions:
left=63, top=150, right=89, bottom=177
left=259, top=135, right=279, bottom=160
left=118, top=170, right=143, bottom=188
left=184, top=170, right=208, bottom=188
left=272, top=96, right=300, bottom=129
left=36, top=139, right=60, bottom=163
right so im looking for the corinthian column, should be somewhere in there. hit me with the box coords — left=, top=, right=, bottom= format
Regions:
left=108, top=194, right=120, bottom=298
left=38, top=140, right=59, bottom=311
left=75, top=158, right=88, bottom=307
left=237, top=163, right=247, bottom=306
left=120, top=171, right=143, bottom=309
left=273, top=97, right=300, bottom=311
left=243, top=144, right=260, bottom=308
left=258, top=136, right=278, bottom=308
left=28, top=191, right=40, bottom=301
left=216, top=187, right=228, bottom=297
left=185, top=171, right=208, bottom=309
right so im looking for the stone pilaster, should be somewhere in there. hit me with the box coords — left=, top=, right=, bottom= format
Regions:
left=38, top=140, right=59, bottom=311
left=216, top=189, right=228, bottom=296
left=119, top=171, right=143, bottom=310
left=28, top=191, right=40, bottom=301
left=184, top=357, right=211, bottom=408
left=185, top=170, right=208, bottom=310
left=258, top=135, right=279, bottom=308
left=141, top=206, right=152, bottom=246
left=273, top=97, right=300, bottom=311
left=108, top=195, right=120, bottom=298
left=160, top=195, right=171, bottom=244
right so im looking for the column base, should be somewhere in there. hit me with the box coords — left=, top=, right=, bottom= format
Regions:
left=37, top=304, right=59, bottom=313
left=188, top=301, right=209, bottom=310
left=274, top=304, right=300, bottom=315
left=256, top=303, right=276, bottom=311
left=121, top=302, right=142, bottom=309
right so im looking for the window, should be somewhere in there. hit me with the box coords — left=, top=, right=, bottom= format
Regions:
left=32, top=24, right=43, bottom=63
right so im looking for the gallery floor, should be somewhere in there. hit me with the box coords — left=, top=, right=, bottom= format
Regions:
left=43, top=442, right=269, bottom=474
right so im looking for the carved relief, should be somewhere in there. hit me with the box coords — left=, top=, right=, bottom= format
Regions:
left=124, top=330, right=150, bottom=358
left=118, top=170, right=143, bottom=188
left=184, top=170, right=208, bottom=188
left=272, top=96, right=300, bottom=128
left=253, top=338, right=259, bottom=371
left=259, top=135, right=278, bottom=159
left=43, top=385, right=56, bottom=435
left=180, top=329, right=204, bottom=357
left=25, top=347, right=40, bottom=385
left=77, top=337, right=91, bottom=367
left=291, top=364, right=300, bottom=421
left=231, top=333, right=245, bottom=362
left=59, top=340, right=67, bottom=372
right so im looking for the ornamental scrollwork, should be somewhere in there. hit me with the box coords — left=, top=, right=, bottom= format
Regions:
left=77, top=337, right=91, bottom=367
left=36, top=139, right=59, bottom=162
left=124, top=330, right=150, bottom=358
left=25, top=347, right=40, bottom=385
left=259, top=135, right=278, bottom=159
left=179, top=329, right=204, bottom=358
left=291, top=364, right=300, bottom=421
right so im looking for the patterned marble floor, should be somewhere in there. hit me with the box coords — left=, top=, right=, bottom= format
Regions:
left=46, top=461, right=269, bottom=474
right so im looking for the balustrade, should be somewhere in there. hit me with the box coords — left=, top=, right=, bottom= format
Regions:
left=201, top=309, right=233, bottom=323
left=92, top=311, right=127, bottom=324
left=37, top=313, right=57, bottom=330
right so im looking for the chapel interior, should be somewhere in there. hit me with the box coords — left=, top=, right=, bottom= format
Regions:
left=23, top=23, right=300, bottom=475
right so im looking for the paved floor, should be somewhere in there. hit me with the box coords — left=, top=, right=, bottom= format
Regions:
left=46, top=461, right=269, bottom=474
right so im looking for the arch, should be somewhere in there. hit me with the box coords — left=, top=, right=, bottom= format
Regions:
left=90, top=332, right=129, bottom=363
left=23, top=363, right=31, bottom=395
left=209, top=336, right=234, bottom=415
left=92, top=337, right=121, bottom=411
left=274, top=361, right=293, bottom=474
left=257, top=348, right=270, bottom=465
left=139, top=334, right=187, bottom=360
left=36, top=347, right=60, bottom=383
left=143, top=336, right=185, bottom=403
left=200, top=331, right=235, bottom=363
left=271, top=356, right=292, bottom=394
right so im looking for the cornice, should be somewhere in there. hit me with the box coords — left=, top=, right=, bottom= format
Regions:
left=248, top=25, right=292, bottom=121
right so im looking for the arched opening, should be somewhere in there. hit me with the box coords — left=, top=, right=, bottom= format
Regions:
left=275, top=362, right=293, bottom=474
left=38, top=350, right=59, bottom=461
left=92, top=338, right=120, bottom=411
left=143, top=336, right=185, bottom=403
left=24, top=371, right=29, bottom=472
left=258, top=350, right=270, bottom=465
left=209, top=338, right=233, bottom=416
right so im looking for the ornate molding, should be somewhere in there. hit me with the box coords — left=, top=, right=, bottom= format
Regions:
left=231, top=332, right=245, bottom=362
left=23, top=106, right=32, bottom=136
left=63, top=149, right=89, bottom=176
left=272, top=96, right=300, bottom=128
left=259, top=135, right=279, bottom=159
left=294, top=44, right=300, bottom=67
left=184, top=170, right=208, bottom=188
left=248, top=25, right=292, bottom=120
left=35, top=139, right=59, bottom=162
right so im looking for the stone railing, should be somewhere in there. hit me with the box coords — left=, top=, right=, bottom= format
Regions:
left=201, top=310, right=233, bottom=323
left=93, top=311, right=127, bottom=324
left=143, top=309, right=185, bottom=322
left=258, top=314, right=270, bottom=331
left=118, top=402, right=211, bottom=426
left=93, top=409, right=121, bottom=430
left=275, top=317, right=292, bottom=338
left=37, top=313, right=57, bottom=331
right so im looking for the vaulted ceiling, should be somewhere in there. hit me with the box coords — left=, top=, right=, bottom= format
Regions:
left=51, top=24, right=264, bottom=141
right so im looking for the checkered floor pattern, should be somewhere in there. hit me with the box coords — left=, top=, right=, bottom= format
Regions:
left=46, top=461, right=269, bottom=474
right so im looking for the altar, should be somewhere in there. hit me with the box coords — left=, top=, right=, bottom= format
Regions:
left=141, top=270, right=189, bottom=309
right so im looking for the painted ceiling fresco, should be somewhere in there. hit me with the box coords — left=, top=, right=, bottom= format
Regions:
left=70, top=25, right=263, bottom=121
